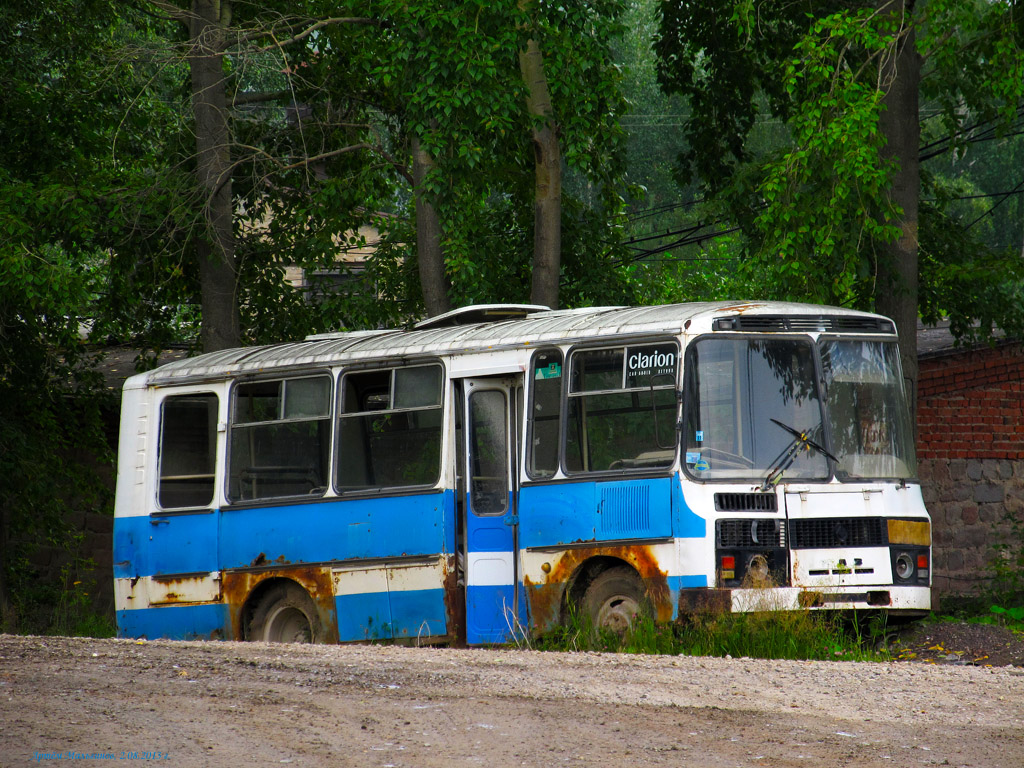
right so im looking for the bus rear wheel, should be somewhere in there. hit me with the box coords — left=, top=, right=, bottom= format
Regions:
left=249, top=583, right=322, bottom=643
left=582, top=566, right=649, bottom=636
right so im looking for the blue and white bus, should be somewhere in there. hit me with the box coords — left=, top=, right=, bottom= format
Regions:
left=113, top=302, right=931, bottom=644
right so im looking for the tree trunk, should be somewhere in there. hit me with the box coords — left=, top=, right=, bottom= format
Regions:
left=875, top=2, right=920, bottom=421
left=519, top=38, right=561, bottom=311
left=190, top=0, right=240, bottom=352
left=412, top=136, right=451, bottom=317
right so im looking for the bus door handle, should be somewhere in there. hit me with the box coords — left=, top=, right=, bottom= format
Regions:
left=149, top=518, right=171, bottom=526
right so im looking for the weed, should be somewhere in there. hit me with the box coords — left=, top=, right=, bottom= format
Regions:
left=49, top=558, right=115, bottom=638
left=988, top=604, right=1024, bottom=632
left=987, top=502, right=1024, bottom=616
left=536, top=606, right=888, bottom=661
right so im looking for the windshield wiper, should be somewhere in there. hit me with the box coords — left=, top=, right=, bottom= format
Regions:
left=759, top=418, right=837, bottom=491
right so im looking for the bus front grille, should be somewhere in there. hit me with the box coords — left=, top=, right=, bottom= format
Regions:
left=717, top=519, right=785, bottom=548
left=790, top=518, right=887, bottom=549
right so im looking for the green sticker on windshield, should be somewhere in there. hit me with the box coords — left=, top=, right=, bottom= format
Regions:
left=535, top=362, right=562, bottom=380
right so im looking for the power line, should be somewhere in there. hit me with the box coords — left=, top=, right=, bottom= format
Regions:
left=964, top=177, right=1024, bottom=231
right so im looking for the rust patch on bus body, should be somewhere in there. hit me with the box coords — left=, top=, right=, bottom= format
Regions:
left=249, top=553, right=290, bottom=568
left=221, top=566, right=339, bottom=644
left=717, top=303, right=762, bottom=313
left=146, top=575, right=221, bottom=606
left=526, top=543, right=673, bottom=632
left=441, top=556, right=466, bottom=646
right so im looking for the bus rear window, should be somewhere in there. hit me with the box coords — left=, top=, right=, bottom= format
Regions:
left=337, top=364, right=443, bottom=490
left=158, top=393, right=218, bottom=509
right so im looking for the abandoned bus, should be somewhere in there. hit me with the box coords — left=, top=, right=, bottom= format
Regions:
left=113, top=302, right=931, bottom=644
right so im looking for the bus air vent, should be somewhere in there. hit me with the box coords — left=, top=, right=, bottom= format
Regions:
left=790, top=518, right=887, bottom=549
left=598, top=484, right=651, bottom=534
left=715, top=492, right=778, bottom=512
left=712, top=315, right=895, bottom=334
left=717, top=519, right=785, bottom=548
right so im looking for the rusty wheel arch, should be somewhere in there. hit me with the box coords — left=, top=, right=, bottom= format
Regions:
left=223, top=569, right=339, bottom=643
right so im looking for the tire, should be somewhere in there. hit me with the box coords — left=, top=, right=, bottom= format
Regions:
left=248, top=583, right=323, bottom=643
left=581, top=566, right=649, bottom=636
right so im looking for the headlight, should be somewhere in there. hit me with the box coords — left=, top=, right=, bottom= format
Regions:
left=894, top=552, right=915, bottom=581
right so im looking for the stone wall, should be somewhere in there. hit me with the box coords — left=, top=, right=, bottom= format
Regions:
left=919, top=458, right=1022, bottom=598
left=918, top=341, right=1024, bottom=599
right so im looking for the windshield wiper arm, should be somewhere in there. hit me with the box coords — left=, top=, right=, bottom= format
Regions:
left=759, top=419, right=837, bottom=491
left=769, top=419, right=837, bottom=462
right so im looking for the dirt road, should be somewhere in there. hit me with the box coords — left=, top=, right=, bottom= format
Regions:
left=1, top=634, right=1022, bottom=768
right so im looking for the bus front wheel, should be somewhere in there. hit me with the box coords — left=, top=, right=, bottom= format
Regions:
left=582, top=566, right=649, bottom=636
left=249, top=583, right=322, bottom=643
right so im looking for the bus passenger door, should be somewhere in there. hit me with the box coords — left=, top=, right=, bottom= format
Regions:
left=460, top=376, right=524, bottom=644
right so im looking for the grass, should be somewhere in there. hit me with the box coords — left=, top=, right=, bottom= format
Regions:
left=921, top=593, right=1024, bottom=634
left=535, top=607, right=891, bottom=662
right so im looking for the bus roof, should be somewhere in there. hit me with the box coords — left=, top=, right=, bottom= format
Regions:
left=132, top=301, right=893, bottom=388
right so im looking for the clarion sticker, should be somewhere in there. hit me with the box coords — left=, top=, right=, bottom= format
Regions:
left=626, top=345, right=677, bottom=383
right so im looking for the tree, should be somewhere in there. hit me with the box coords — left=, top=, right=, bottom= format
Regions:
left=145, top=1, right=388, bottom=349
left=519, top=7, right=563, bottom=309
left=655, top=0, right=1024, bottom=415
left=0, top=0, right=161, bottom=629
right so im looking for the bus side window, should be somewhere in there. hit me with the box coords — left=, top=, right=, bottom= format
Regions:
left=528, top=349, right=563, bottom=479
left=336, top=364, right=443, bottom=491
left=565, top=343, right=678, bottom=473
left=158, top=393, right=218, bottom=509
left=228, top=376, right=332, bottom=502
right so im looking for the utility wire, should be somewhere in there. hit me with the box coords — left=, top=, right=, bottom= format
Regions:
left=964, top=178, right=1024, bottom=231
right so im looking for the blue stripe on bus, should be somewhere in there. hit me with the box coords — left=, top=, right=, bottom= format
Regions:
left=466, top=584, right=523, bottom=645
left=334, top=588, right=448, bottom=642
left=114, top=512, right=219, bottom=578
left=219, top=491, right=454, bottom=570
left=115, top=603, right=230, bottom=641
left=389, top=589, right=448, bottom=640
left=518, top=477, right=675, bottom=549
left=113, top=490, right=455, bottom=579
left=335, top=591, right=393, bottom=641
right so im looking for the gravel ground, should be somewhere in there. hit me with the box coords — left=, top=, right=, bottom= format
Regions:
left=1, top=633, right=1023, bottom=768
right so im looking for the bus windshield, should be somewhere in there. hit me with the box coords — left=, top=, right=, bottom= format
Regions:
left=819, top=338, right=916, bottom=480
left=684, top=336, right=916, bottom=482
left=684, top=338, right=828, bottom=481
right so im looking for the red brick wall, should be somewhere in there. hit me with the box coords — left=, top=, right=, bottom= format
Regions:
left=917, top=344, right=1024, bottom=460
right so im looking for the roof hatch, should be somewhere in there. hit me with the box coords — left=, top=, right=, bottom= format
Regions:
left=413, top=303, right=551, bottom=330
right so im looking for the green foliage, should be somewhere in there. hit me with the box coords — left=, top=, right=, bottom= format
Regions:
left=0, top=0, right=143, bottom=631
left=750, top=8, right=903, bottom=306
left=988, top=604, right=1024, bottom=631
left=536, top=607, right=888, bottom=661
left=987, top=502, right=1024, bottom=610
left=655, top=0, right=1024, bottom=331
left=48, top=556, right=117, bottom=638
